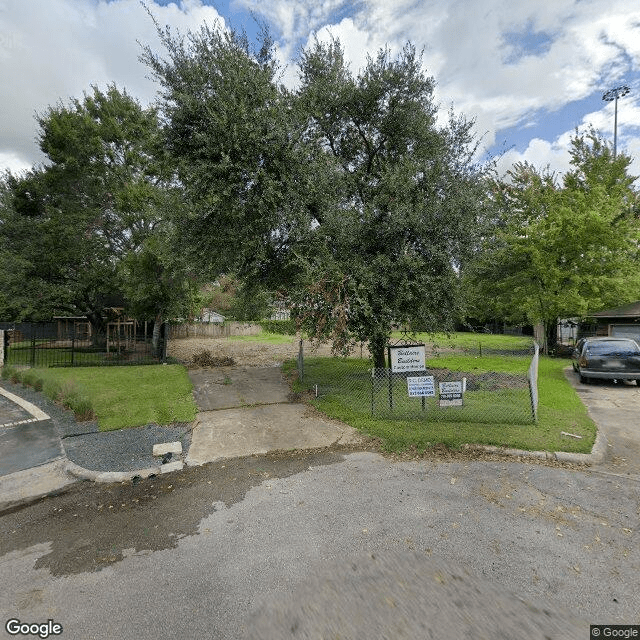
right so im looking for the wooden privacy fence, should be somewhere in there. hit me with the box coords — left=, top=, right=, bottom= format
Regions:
left=169, top=322, right=263, bottom=339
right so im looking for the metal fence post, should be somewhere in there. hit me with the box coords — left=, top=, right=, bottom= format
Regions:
left=528, top=343, right=540, bottom=423
left=297, top=339, right=304, bottom=382
left=31, top=333, right=36, bottom=367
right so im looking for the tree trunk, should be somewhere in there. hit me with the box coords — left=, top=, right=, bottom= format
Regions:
left=369, top=334, right=388, bottom=369
left=86, top=311, right=107, bottom=348
left=544, top=319, right=558, bottom=356
left=152, top=313, right=163, bottom=358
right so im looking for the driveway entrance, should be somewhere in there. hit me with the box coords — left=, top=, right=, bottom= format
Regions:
left=566, top=369, right=640, bottom=477
left=185, top=366, right=364, bottom=465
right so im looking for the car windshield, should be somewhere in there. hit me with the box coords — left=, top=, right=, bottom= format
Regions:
left=586, top=341, right=639, bottom=355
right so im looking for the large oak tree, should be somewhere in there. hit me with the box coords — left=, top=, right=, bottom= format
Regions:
left=142, top=22, right=488, bottom=367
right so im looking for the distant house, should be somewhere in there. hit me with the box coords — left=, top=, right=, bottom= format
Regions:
left=199, top=309, right=225, bottom=324
left=581, top=301, right=640, bottom=341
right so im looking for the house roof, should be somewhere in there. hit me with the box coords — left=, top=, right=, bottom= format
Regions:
left=589, top=301, right=640, bottom=318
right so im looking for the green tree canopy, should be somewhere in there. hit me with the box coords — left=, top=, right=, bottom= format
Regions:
left=0, top=85, right=196, bottom=339
left=142, top=22, right=489, bottom=366
left=291, top=39, right=487, bottom=365
left=462, top=128, right=640, bottom=352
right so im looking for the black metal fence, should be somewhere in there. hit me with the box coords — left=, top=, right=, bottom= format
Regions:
left=0, top=321, right=167, bottom=367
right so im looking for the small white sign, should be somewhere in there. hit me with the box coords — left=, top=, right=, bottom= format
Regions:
left=390, top=345, right=426, bottom=373
left=439, top=380, right=464, bottom=407
left=407, top=376, right=435, bottom=397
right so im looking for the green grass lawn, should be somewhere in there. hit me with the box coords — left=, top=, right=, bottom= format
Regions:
left=30, top=365, right=197, bottom=431
left=287, top=354, right=595, bottom=454
left=391, top=330, right=534, bottom=352
left=227, top=332, right=298, bottom=345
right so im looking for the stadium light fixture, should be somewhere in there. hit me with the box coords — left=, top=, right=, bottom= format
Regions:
left=602, top=85, right=631, bottom=158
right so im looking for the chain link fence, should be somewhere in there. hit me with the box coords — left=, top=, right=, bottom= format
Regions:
left=297, top=341, right=539, bottom=425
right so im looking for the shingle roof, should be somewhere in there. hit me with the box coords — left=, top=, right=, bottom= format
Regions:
left=589, top=301, right=640, bottom=318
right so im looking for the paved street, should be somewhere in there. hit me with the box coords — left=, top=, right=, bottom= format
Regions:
left=0, top=368, right=638, bottom=638
left=0, top=449, right=638, bottom=639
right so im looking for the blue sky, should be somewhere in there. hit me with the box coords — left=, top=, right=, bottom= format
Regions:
left=1, top=0, right=639, bottom=180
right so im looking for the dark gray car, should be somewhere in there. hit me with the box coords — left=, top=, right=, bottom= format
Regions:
left=572, top=336, right=640, bottom=384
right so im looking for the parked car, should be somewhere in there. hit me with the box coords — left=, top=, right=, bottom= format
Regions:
left=572, top=337, right=640, bottom=384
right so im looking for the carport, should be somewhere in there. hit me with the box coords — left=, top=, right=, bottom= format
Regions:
left=583, top=300, right=640, bottom=341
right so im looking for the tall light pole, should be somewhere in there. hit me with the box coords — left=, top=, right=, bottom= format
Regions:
left=602, top=85, right=630, bottom=158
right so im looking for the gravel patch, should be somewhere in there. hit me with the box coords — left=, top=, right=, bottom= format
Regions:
left=62, top=423, right=192, bottom=472
left=0, top=379, right=193, bottom=473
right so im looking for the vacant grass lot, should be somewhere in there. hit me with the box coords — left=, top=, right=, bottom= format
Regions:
left=29, top=365, right=197, bottom=431
left=391, top=331, right=534, bottom=352
left=287, top=354, right=596, bottom=454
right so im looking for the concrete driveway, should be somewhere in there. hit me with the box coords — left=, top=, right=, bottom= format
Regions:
left=565, top=367, right=640, bottom=477
left=186, top=366, right=364, bottom=465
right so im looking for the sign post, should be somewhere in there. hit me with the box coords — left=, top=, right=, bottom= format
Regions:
left=407, top=375, right=435, bottom=411
left=386, top=344, right=426, bottom=410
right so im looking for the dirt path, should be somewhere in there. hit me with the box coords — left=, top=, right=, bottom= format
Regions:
left=168, top=336, right=347, bottom=367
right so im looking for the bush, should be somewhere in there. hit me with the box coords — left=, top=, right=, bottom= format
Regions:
left=38, top=375, right=95, bottom=421
left=1, top=365, right=17, bottom=380
left=21, top=369, right=43, bottom=391
left=51, top=379, right=96, bottom=421
left=258, top=319, right=297, bottom=335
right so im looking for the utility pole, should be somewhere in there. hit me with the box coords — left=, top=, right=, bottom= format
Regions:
left=602, top=85, right=630, bottom=158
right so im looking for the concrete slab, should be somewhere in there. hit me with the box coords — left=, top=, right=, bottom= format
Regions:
left=188, top=367, right=290, bottom=410
left=160, top=460, right=184, bottom=474
left=0, top=385, right=49, bottom=421
left=0, top=458, right=73, bottom=511
left=186, top=404, right=361, bottom=466
left=153, top=441, right=183, bottom=457
left=565, top=368, right=640, bottom=476
left=0, top=419, right=64, bottom=476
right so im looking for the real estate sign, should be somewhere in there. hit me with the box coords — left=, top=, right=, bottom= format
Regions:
left=439, top=380, right=464, bottom=407
left=389, top=345, right=426, bottom=373
left=407, top=376, right=435, bottom=397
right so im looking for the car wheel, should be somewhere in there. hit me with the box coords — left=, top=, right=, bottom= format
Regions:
left=579, top=373, right=590, bottom=384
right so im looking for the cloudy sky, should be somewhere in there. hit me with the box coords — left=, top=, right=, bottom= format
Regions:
left=1, top=0, right=639, bottom=181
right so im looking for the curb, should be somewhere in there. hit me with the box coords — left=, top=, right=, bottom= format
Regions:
left=465, top=428, right=607, bottom=465
left=65, top=459, right=184, bottom=483
left=0, top=384, right=50, bottom=421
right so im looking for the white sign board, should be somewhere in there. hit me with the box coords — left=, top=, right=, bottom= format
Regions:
left=390, top=345, right=426, bottom=373
left=407, top=376, right=435, bottom=397
left=439, top=380, right=464, bottom=407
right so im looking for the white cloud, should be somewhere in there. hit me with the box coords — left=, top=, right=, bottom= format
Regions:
left=2, top=0, right=640, bottom=181
left=496, top=99, right=640, bottom=183
left=0, top=0, right=225, bottom=173
left=249, top=0, right=640, bottom=165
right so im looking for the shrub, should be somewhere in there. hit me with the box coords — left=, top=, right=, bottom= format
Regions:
left=53, top=379, right=96, bottom=421
left=258, top=319, right=297, bottom=335
left=38, top=376, right=94, bottom=420
left=1, top=365, right=17, bottom=380
left=21, top=369, right=43, bottom=390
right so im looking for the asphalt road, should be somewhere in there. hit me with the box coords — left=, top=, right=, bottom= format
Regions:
left=0, top=449, right=638, bottom=639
